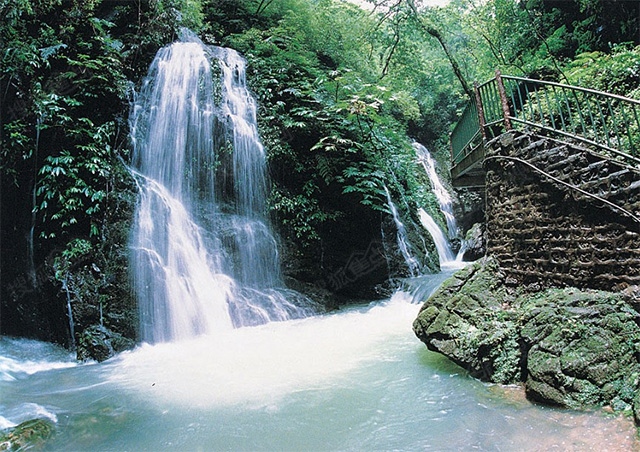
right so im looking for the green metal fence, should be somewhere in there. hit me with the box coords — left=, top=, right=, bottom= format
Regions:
left=450, top=71, right=640, bottom=172
left=450, top=100, right=481, bottom=166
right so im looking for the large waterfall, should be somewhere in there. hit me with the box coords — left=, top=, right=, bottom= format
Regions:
left=129, top=32, right=316, bottom=343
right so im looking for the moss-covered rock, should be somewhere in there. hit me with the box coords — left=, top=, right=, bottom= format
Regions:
left=77, top=324, right=136, bottom=362
left=521, top=289, right=640, bottom=411
left=0, top=418, right=54, bottom=451
left=413, top=258, right=522, bottom=383
left=413, top=257, right=640, bottom=420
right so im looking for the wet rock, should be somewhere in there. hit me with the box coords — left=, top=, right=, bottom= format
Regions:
left=414, top=258, right=640, bottom=420
left=413, top=258, right=521, bottom=384
left=0, top=418, right=54, bottom=451
left=461, top=223, right=485, bottom=261
left=77, top=324, right=135, bottom=362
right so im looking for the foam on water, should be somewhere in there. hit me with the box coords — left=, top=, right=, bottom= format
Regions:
left=0, top=337, right=76, bottom=382
left=110, top=292, right=418, bottom=407
left=108, top=291, right=419, bottom=409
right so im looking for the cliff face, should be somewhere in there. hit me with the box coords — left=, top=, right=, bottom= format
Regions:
left=413, top=258, right=640, bottom=421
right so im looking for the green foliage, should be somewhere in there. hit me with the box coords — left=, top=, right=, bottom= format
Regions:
left=53, top=237, right=93, bottom=280
left=445, top=0, right=639, bottom=82
left=564, top=45, right=640, bottom=97
left=203, top=0, right=476, bottom=257
left=1, top=0, right=134, bottom=243
left=36, top=121, right=116, bottom=239
left=340, top=163, right=388, bottom=212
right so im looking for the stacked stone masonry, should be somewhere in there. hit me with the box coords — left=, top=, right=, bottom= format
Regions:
left=485, top=131, right=640, bottom=291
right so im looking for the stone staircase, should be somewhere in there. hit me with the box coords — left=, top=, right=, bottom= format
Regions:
left=496, top=132, right=640, bottom=220
left=483, top=130, right=640, bottom=291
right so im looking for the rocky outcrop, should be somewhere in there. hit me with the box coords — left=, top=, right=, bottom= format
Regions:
left=413, top=258, right=521, bottom=384
left=0, top=419, right=54, bottom=451
left=413, top=258, right=640, bottom=419
left=461, top=222, right=485, bottom=261
left=76, top=325, right=136, bottom=363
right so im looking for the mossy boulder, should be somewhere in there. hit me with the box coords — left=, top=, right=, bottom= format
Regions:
left=413, top=257, right=640, bottom=420
left=413, top=258, right=522, bottom=384
left=0, top=418, right=54, bottom=451
left=77, top=324, right=136, bottom=362
left=521, top=289, right=640, bottom=411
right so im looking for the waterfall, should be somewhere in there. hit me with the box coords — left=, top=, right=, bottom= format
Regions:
left=129, top=31, right=317, bottom=343
left=417, top=208, right=455, bottom=264
left=414, top=143, right=459, bottom=239
left=383, top=186, right=421, bottom=277
left=413, top=142, right=468, bottom=268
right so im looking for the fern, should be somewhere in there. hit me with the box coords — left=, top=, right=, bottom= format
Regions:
left=316, top=154, right=333, bottom=184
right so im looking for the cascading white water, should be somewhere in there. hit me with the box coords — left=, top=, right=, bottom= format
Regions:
left=418, top=208, right=455, bottom=264
left=414, top=142, right=459, bottom=239
left=412, top=142, right=467, bottom=268
left=129, top=31, right=316, bottom=343
left=383, top=186, right=421, bottom=277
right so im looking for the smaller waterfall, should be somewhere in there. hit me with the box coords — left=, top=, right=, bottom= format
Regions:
left=413, top=142, right=469, bottom=269
left=61, top=276, right=76, bottom=350
left=414, top=143, right=459, bottom=239
left=383, top=186, right=421, bottom=277
left=418, top=208, right=455, bottom=264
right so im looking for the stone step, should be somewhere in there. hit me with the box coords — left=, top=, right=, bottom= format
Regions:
left=521, top=138, right=549, bottom=154
left=542, top=152, right=583, bottom=174
left=575, top=173, right=629, bottom=193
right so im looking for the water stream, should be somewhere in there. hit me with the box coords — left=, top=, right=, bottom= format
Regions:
left=383, top=185, right=421, bottom=277
left=413, top=143, right=466, bottom=269
left=1, top=284, right=637, bottom=450
left=1, top=35, right=637, bottom=450
left=418, top=207, right=456, bottom=265
left=414, top=142, right=459, bottom=240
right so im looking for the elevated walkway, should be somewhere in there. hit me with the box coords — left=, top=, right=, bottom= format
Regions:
left=450, top=71, right=640, bottom=189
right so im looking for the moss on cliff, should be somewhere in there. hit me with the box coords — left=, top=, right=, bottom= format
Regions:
left=413, top=257, right=640, bottom=421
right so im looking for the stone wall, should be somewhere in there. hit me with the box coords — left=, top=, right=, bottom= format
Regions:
left=414, top=132, right=640, bottom=420
left=485, top=131, right=640, bottom=291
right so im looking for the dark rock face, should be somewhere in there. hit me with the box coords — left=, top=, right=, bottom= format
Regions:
left=0, top=162, right=138, bottom=362
left=461, top=222, right=485, bottom=261
left=77, top=325, right=136, bottom=363
left=413, top=258, right=640, bottom=418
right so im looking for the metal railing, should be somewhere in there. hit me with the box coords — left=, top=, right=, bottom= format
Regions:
left=450, top=101, right=481, bottom=166
left=450, top=71, right=640, bottom=174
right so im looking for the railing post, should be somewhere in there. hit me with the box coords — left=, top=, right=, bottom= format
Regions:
left=495, top=69, right=512, bottom=130
left=474, top=81, right=487, bottom=140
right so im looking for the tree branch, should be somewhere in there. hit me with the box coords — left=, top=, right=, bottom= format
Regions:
left=405, top=0, right=473, bottom=98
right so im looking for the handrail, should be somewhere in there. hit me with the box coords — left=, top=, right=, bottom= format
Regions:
left=450, top=101, right=481, bottom=165
left=450, top=71, right=640, bottom=172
